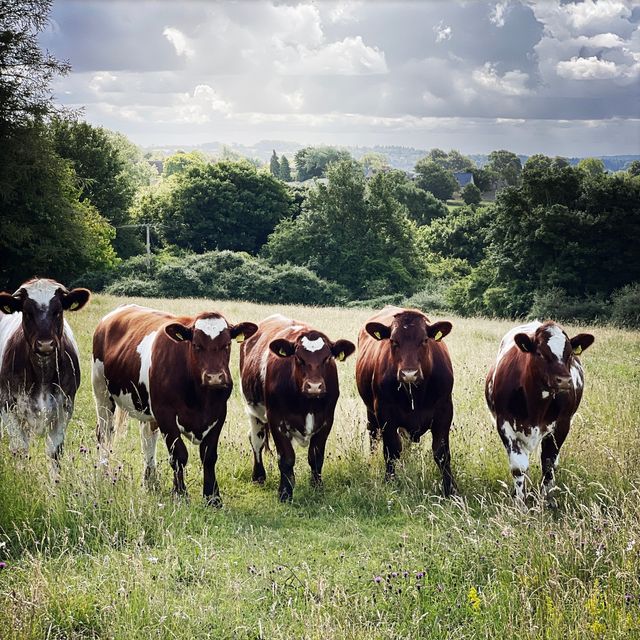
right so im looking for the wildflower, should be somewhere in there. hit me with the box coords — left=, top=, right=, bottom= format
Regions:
left=416, top=571, right=425, bottom=580
left=0, top=562, right=6, bottom=570
left=79, top=445, right=88, bottom=454
left=391, top=572, right=398, bottom=578
left=374, top=576, right=382, bottom=584
left=148, top=556, right=158, bottom=564
left=468, top=586, right=481, bottom=612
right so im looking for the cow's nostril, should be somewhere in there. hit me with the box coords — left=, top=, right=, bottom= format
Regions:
left=36, top=339, right=55, bottom=354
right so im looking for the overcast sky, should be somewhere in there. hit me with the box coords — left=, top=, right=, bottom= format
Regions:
left=41, top=0, right=640, bottom=155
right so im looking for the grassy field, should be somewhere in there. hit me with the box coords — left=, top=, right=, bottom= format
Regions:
left=1, top=295, right=640, bottom=639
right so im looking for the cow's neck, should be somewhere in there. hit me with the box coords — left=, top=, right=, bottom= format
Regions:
left=27, top=350, right=62, bottom=387
left=522, top=365, right=553, bottom=425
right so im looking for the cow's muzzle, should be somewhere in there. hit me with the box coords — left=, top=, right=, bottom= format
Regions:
left=202, top=371, right=229, bottom=389
left=302, top=380, right=326, bottom=398
left=35, top=339, right=56, bottom=356
left=398, top=369, right=422, bottom=385
left=552, top=375, right=573, bottom=392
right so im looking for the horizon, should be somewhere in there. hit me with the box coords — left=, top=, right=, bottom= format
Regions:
left=41, top=0, right=640, bottom=156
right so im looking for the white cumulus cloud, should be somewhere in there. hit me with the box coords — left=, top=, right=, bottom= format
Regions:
left=556, top=56, right=620, bottom=79
left=434, top=21, right=452, bottom=43
left=473, top=63, right=531, bottom=96
left=163, top=27, right=194, bottom=59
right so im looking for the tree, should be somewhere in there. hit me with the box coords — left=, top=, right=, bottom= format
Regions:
left=270, top=149, right=280, bottom=177
left=264, top=160, right=423, bottom=297
left=577, top=157, right=606, bottom=178
left=147, top=160, right=292, bottom=254
left=360, top=152, right=389, bottom=175
left=461, top=183, right=482, bottom=206
left=293, top=146, right=352, bottom=181
left=521, top=154, right=581, bottom=207
left=487, top=150, right=522, bottom=188
left=425, top=149, right=474, bottom=172
left=163, top=150, right=207, bottom=177
left=414, top=159, right=458, bottom=201
left=471, top=167, right=497, bottom=193
left=0, top=0, right=70, bottom=138
left=279, top=155, right=292, bottom=181
left=626, top=160, right=640, bottom=177
left=384, top=170, right=448, bottom=225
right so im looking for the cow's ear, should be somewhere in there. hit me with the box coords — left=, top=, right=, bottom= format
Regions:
left=427, top=321, right=452, bottom=342
left=230, top=322, right=258, bottom=344
left=366, top=322, right=391, bottom=341
left=330, top=339, right=356, bottom=362
left=269, top=339, right=295, bottom=358
left=0, top=292, right=22, bottom=314
left=514, top=333, right=536, bottom=354
left=570, top=333, right=594, bottom=356
left=62, top=288, right=91, bottom=311
left=165, top=323, right=193, bottom=343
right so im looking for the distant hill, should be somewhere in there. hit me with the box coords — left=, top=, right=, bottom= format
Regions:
left=144, top=141, right=639, bottom=174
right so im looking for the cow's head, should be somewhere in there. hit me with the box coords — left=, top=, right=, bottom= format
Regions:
left=366, top=311, right=452, bottom=386
left=164, top=313, right=258, bottom=390
left=269, top=331, right=355, bottom=399
left=514, top=322, right=594, bottom=393
left=0, top=279, right=90, bottom=358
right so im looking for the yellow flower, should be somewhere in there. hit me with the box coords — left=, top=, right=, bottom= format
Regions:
left=468, top=586, right=481, bottom=612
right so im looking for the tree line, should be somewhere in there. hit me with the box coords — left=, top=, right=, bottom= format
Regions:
left=1, top=0, right=638, bottom=328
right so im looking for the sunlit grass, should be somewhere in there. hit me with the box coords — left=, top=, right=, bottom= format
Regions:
left=1, top=295, right=639, bottom=639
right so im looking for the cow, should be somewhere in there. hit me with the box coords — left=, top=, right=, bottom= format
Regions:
left=355, top=306, right=456, bottom=496
left=239, top=314, right=355, bottom=502
left=92, top=304, right=257, bottom=506
left=485, top=320, right=594, bottom=507
left=0, top=278, right=90, bottom=476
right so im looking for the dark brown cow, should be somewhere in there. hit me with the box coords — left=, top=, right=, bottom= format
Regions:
left=0, top=278, right=90, bottom=475
left=92, top=304, right=257, bottom=505
left=239, top=314, right=355, bottom=502
left=356, top=306, right=456, bottom=495
left=485, top=320, right=594, bottom=507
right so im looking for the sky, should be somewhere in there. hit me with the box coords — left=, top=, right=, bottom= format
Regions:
left=40, top=0, right=640, bottom=156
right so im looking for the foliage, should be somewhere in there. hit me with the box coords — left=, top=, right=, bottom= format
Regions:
left=145, top=160, right=293, bottom=255
left=0, top=0, right=70, bottom=137
left=626, top=160, right=640, bottom=177
left=577, top=157, right=606, bottom=177
left=384, top=170, right=448, bottom=226
left=423, top=148, right=474, bottom=172
left=413, top=159, right=458, bottom=201
left=610, top=284, right=640, bottom=329
left=529, top=288, right=610, bottom=324
left=471, top=167, right=496, bottom=193
left=461, top=183, right=481, bottom=206
left=162, top=151, right=207, bottom=177
left=269, top=149, right=280, bottom=177
left=293, top=146, right=352, bottom=181
left=360, top=152, right=390, bottom=174
left=279, top=155, right=292, bottom=181
left=264, top=160, right=424, bottom=298
left=486, top=149, right=522, bottom=187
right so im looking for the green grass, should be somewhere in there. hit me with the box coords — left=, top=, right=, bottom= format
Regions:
left=1, top=295, right=640, bottom=639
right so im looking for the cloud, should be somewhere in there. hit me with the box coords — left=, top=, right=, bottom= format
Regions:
left=556, top=56, right=620, bottom=80
left=163, top=27, right=194, bottom=59
left=434, top=21, right=452, bottom=43
left=490, top=2, right=510, bottom=28
left=472, top=63, right=531, bottom=95
left=174, top=84, right=233, bottom=123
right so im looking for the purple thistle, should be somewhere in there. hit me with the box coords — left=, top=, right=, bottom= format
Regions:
left=374, top=576, right=382, bottom=584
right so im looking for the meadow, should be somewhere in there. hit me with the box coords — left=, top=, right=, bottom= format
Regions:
left=1, top=295, right=639, bottom=639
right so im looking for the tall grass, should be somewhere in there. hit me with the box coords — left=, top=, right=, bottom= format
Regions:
left=1, top=296, right=639, bottom=639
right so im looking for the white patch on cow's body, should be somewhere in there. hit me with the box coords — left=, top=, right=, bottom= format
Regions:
left=175, top=415, right=217, bottom=445
left=100, top=303, right=142, bottom=323
left=545, top=325, right=566, bottom=361
left=245, top=402, right=267, bottom=423
left=21, top=280, right=59, bottom=308
left=92, top=358, right=114, bottom=463
left=136, top=330, right=157, bottom=414
left=542, top=390, right=550, bottom=399
left=259, top=349, right=270, bottom=385
left=305, top=413, right=314, bottom=436
left=113, top=391, right=150, bottom=422
left=140, top=421, right=159, bottom=472
left=571, top=362, right=584, bottom=389
left=496, top=321, right=542, bottom=367
left=0, top=312, right=23, bottom=368
left=290, top=325, right=304, bottom=331
left=195, top=317, right=227, bottom=340
left=301, top=336, right=324, bottom=352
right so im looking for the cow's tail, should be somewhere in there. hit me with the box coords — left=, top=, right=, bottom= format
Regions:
left=113, top=405, right=130, bottom=439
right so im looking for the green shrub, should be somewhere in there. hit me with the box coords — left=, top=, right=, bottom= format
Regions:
left=346, top=294, right=404, bottom=309
left=610, top=284, right=640, bottom=328
left=529, top=288, right=610, bottom=324
left=404, top=282, right=450, bottom=313
left=105, top=277, right=159, bottom=297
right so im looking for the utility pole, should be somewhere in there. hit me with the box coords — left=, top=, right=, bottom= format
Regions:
left=117, top=223, right=156, bottom=270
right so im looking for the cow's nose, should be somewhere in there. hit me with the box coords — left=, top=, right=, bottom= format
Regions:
left=35, top=339, right=55, bottom=355
left=202, top=371, right=228, bottom=388
left=554, top=375, right=572, bottom=391
left=399, top=369, right=421, bottom=384
left=303, top=380, right=326, bottom=397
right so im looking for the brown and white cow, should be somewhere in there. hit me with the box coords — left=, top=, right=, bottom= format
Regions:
left=486, top=320, right=594, bottom=507
left=239, top=314, right=355, bottom=502
left=0, top=278, right=90, bottom=474
left=356, top=306, right=456, bottom=495
left=92, top=304, right=257, bottom=505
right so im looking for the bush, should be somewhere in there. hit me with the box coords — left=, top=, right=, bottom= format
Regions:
left=529, top=288, right=610, bottom=324
left=610, top=284, right=640, bottom=328
left=461, top=183, right=481, bottom=206
left=404, top=282, right=450, bottom=313
left=346, top=294, right=405, bottom=309
left=105, top=277, right=159, bottom=297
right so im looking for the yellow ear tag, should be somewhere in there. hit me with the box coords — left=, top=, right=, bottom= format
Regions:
left=235, top=333, right=245, bottom=343
left=434, top=330, right=443, bottom=342
left=374, top=331, right=382, bottom=340
left=69, top=301, right=79, bottom=310
left=3, top=305, right=11, bottom=313
left=174, top=332, right=184, bottom=341
left=279, top=348, right=287, bottom=357
left=337, top=352, right=345, bottom=362
left=573, top=345, right=582, bottom=356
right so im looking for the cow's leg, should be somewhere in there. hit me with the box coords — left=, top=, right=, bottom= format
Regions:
left=541, top=420, right=569, bottom=508
left=140, top=421, right=160, bottom=489
left=248, top=415, right=267, bottom=484
left=164, top=432, right=188, bottom=496
left=3, top=412, right=29, bottom=457
left=200, top=420, right=223, bottom=507
left=366, top=409, right=380, bottom=453
left=381, top=419, right=402, bottom=480
left=45, top=404, right=70, bottom=482
left=308, top=428, right=329, bottom=488
left=92, top=359, right=115, bottom=464
left=271, top=425, right=296, bottom=502
left=431, top=399, right=457, bottom=497
left=497, top=419, right=529, bottom=509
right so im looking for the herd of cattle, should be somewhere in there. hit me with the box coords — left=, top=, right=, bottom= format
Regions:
left=0, top=278, right=595, bottom=508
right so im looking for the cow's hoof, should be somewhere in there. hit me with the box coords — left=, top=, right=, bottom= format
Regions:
left=205, top=495, right=223, bottom=508
left=252, top=475, right=266, bottom=485
left=310, top=474, right=323, bottom=489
